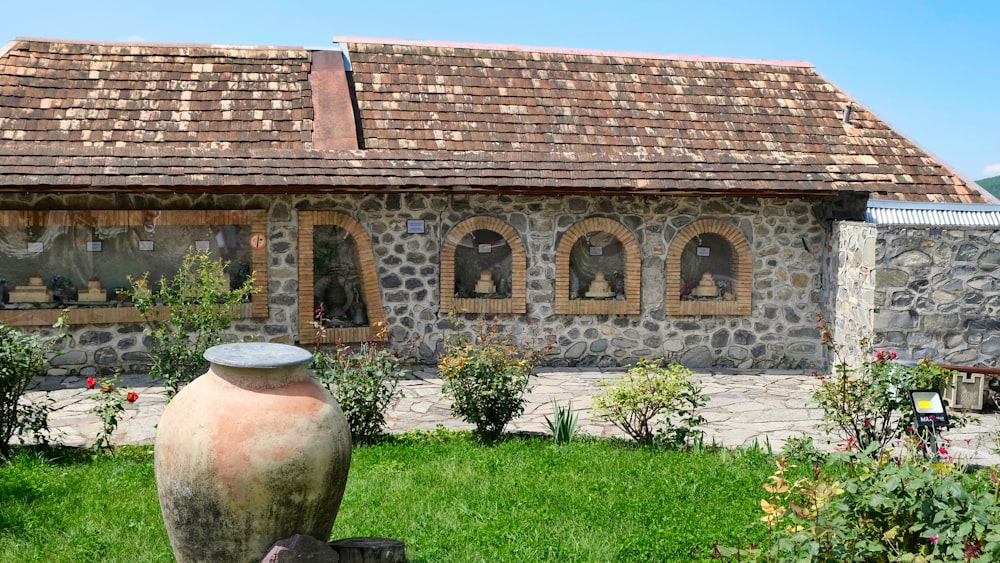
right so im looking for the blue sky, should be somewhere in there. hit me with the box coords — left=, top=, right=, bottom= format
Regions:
left=3, top=0, right=998, bottom=181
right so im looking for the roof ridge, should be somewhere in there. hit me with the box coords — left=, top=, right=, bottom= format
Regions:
left=334, top=36, right=814, bottom=68
left=11, top=36, right=306, bottom=51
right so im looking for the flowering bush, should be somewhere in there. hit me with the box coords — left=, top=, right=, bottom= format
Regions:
left=812, top=315, right=963, bottom=458
left=438, top=320, right=541, bottom=442
left=713, top=447, right=1000, bottom=562
left=312, top=317, right=402, bottom=445
left=592, top=358, right=707, bottom=447
left=88, top=371, right=138, bottom=451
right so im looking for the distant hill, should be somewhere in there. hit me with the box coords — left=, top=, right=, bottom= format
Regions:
left=978, top=175, right=1000, bottom=199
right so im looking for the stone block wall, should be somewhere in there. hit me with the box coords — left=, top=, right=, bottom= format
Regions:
left=867, top=225, right=1000, bottom=366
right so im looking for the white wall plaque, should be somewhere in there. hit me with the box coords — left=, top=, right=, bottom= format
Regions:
left=86, top=241, right=102, bottom=252
left=139, top=240, right=154, bottom=251
left=27, top=242, right=43, bottom=253
left=195, top=240, right=211, bottom=251
left=589, top=246, right=603, bottom=256
left=478, top=243, right=492, bottom=254
left=406, top=219, right=425, bottom=234
left=697, top=246, right=711, bottom=257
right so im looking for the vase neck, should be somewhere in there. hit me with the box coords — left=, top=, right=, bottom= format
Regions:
left=210, top=363, right=310, bottom=389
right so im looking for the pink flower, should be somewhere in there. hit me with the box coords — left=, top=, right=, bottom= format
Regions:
left=873, top=349, right=898, bottom=363
left=938, top=447, right=948, bottom=455
left=126, top=391, right=139, bottom=403
left=917, top=443, right=926, bottom=450
left=864, top=419, right=872, bottom=426
left=86, top=377, right=96, bottom=389
left=929, top=535, right=939, bottom=542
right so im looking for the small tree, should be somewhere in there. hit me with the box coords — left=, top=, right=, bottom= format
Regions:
left=125, top=248, right=256, bottom=398
left=0, top=317, right=64, bottom=460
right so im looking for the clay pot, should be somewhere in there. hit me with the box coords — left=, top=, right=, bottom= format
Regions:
left=154, top=343, right=352, bottom=563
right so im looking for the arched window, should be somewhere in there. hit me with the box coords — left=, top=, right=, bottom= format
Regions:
left=555, top=217, right=640, bottom=315
left=665, top=219, right=751, bottom=316
left=298, top=211, right=386, bottom=344
left=440, top=216, right=526, bottom=314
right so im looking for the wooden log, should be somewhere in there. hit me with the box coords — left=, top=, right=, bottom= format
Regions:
left=328, top=537, right=406, bottom=563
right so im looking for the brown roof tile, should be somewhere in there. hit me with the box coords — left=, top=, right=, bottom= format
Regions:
left=0, top=37, right=989, bottom=203
left=0, top=39, right=315, bottom=150
left=342, top=39, right=989, bottom=203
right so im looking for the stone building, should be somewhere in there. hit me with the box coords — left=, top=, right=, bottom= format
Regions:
left=0, top=36, right=995, bottom=375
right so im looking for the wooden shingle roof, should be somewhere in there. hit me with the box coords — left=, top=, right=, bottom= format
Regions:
left=0, top=37, right=989, bottom=202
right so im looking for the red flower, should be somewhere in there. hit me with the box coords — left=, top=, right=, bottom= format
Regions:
left=86, top=377, right=96, bottom=389
left=126, top=391, right=139, bottom=403
left=938, top=447, right=948, bottom=455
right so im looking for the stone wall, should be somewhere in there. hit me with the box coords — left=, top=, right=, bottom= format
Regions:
left=296, top=192, right=833, bottom=369
left=5, top=191, right=839, bottom=374
left=868, top=225, right=1000, bottom=366
left=828, top=221, right=877, bottom=367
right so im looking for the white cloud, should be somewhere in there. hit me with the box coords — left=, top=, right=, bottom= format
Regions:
left=983, top=163, right=1000, bottom=177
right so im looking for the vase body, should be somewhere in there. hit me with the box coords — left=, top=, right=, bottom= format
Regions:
left=154, top=343, right=352, bottom=563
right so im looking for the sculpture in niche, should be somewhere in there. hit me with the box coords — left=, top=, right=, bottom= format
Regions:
left=691, top=272, right=719, bottom=298
left=9, top=273, right=52, bottom=303
left=313, top=226, right=367, bottom=328
left=474, top=270, right=496, bottom=294
left=585, top=271, right=614, bottom=299
left=78, top=276, right=107, bottom=302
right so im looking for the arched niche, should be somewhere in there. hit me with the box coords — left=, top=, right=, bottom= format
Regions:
left=665, top=219, right=752, bottom=316
left=298, top=210, right=386, bottom=344
left=555, top=217, right=640, bottom=315
left=440, top=216, right=526, bottom=314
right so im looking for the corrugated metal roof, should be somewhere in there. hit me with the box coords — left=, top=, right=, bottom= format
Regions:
left=867, top=199, right=1000, bottom=227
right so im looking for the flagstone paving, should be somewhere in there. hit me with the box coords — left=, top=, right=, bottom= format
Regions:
left=22, top=368, right=1000, bottom=466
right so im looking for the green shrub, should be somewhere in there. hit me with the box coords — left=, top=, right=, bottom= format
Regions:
left=438, top=321, right=539, bottom=442
left=125, top=248, right=256, bottom=398
left=313, top=324, right=403, bottom=445
left=0, top=318, right=64, bottom=460
left=592, top=358, right=706, bottom=447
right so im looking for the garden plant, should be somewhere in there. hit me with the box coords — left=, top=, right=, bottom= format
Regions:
left=813, top=314, right=964, bottom=458
left=124, top=247, right=256, bottom=398
left=592, top=357, right=707, bottom=447
left=86, top=371, right=139, bottom=452
left=312, top=311, right=403, bottom=444
left=0, top=315, right=66, bottom=460
left=438, top=319, right=542, bottom=442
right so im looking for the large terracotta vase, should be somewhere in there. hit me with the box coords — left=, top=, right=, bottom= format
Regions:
left=154, top=343, right=352, bottom=563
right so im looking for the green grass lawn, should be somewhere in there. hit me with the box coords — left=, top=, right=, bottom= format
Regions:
left=0, top=433, right=778, bottom=562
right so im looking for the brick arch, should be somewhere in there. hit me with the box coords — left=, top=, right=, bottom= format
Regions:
left=298, top=210, right=386, bottom=344
left=440, top=216, right=526, bottom=314
left=555, top=217, right=641, bottom=315
left=665, top=219, right=752, bottom=316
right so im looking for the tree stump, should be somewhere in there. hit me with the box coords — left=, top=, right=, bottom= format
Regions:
left=328, top=537, right=406, bottom=563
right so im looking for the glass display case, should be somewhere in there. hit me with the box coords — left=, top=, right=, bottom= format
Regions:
left=440, top=216, right=526, bottom=314
left=555, top=217, right=640, bottom=315
left=0, top=210, right=267, bottom=326
left=298, top=210, right=386, bottom=344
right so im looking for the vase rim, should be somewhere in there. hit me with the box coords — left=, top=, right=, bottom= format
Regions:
left=204, top=342, right=313, bottom=369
